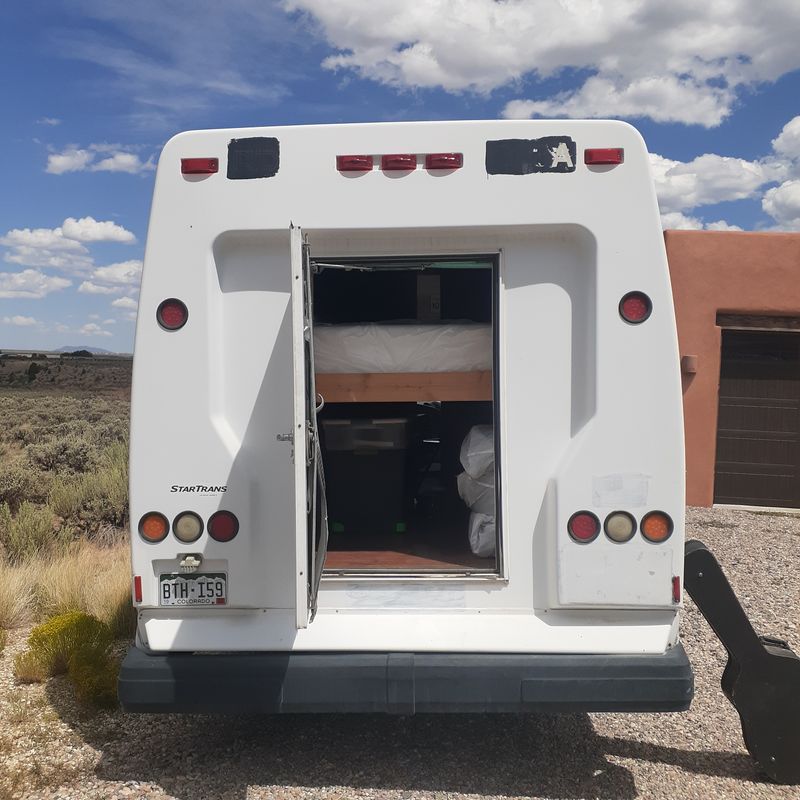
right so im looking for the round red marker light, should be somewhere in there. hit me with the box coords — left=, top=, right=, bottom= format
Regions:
left=568, top=511, right=601, bottom=543
left=208, top=510, right=239, bottom=542
left=619, top=291, right=652, bottom=324
left=156, top=298, right=188, bottom=331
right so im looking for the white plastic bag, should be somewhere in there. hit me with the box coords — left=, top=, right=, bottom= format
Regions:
left=457, top=470, right=496, bottom=516
left=459, top=425, right=494, bottom=479
left=469, top=512, right=496, bottom=557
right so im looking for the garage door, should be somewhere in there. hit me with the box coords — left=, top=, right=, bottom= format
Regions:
left=714, top=329, right=800, bottom=508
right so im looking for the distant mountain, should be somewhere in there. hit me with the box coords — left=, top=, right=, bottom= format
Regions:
left=54, top=346, right=116, bottom=355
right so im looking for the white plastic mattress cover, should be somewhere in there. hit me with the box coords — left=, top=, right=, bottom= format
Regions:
left=314, top=323, right=492, bottom=374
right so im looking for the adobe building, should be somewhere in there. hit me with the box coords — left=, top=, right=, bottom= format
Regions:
left=665, top=231, right=800, bottom=508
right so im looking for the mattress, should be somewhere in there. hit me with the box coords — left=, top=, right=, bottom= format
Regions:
left=314, top=323, right=492, bottom=373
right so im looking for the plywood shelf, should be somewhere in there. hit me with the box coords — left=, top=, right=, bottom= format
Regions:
left=315, top=370, right=492, bottom=403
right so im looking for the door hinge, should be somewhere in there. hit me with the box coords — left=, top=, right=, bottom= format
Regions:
left=276, top=433, right=294, bottom=443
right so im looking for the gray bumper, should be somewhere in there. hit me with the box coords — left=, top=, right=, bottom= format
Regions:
left=118, top=644, right=693, bottom=714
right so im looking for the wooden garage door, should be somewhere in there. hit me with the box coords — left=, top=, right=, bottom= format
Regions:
left=714, top=330, right=800, bottom=507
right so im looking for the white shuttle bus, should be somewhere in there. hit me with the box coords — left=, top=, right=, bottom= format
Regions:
left=119, top=120, right=693, bottom=714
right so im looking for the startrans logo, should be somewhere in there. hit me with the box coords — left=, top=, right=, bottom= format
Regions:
left=170, top=485, right=227, bottom=494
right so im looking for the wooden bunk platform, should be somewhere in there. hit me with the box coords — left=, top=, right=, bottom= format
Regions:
left=315, top=370, right=492, bottom=403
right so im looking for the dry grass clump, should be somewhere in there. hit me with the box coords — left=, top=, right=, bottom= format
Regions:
left=36, top=539, right=135, bottom=639
left=0, top=627, right=6, bottom=654
left=0, top=560, right=37, bottom=628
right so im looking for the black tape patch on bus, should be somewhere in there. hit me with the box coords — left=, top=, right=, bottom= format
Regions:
left=485, top=137, right=576, bottom=175
left=227, top=137, right=280, bottom=180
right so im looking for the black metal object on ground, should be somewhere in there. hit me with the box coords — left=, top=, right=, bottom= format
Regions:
left=684, top=539, right=800, bottom=784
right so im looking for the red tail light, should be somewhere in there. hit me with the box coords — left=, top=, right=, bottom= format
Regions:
left=208, top=510, right=239, bottom=542
left=181, top=157, right=219, bottom=175
left=619, top=291, right=652, bottom=324
left=156, top=298, right=188, bottom=331
left=381, top=154, right=417, bottom=171
left=425, top=152, right=463, bottom=170
left=336, top=155, right=373, bottom=172
left=568, top=511, right=600, bottom=543
left=584, top=148, right=624, bottom=166
left=133, top=575, right=143, bottom=604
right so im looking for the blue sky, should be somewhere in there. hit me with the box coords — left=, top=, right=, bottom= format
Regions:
left=2, top=0, right=800, bottom=352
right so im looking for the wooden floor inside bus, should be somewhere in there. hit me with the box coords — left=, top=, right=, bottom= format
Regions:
left=323, top=516, right=494, bottom=572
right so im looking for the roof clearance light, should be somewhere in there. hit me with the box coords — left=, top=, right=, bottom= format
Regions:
left=604, top=511, right=637, bottom=543
left=139, top=512, right=169, bottom=543
left=584, top=148, right=624, bottom=166
left=156, top=298, right=188, bottom=331
left=619, top=291, right=652, bottom=324
left=641, top=511, right=674, bottom=543
left=208, top=510, right=240, bottom=542
left=336, top=155, right=373, bottom=172
left=381, top=154, right=417, bottom=171
left=181, top=157, right=219, bottom=175
left=173, top=511, right=204, bottom=543
left=425, top=152, right=463, bottom=170
left=568, top=511, right=601, bottom=543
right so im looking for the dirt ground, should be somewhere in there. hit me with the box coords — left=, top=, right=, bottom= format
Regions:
left=1, top=506, right=798, bottom=800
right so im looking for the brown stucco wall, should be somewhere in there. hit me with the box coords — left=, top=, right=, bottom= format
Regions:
left=665, top=230, right=800, bottom=506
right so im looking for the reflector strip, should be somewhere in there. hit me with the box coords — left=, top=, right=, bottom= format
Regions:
left=425, top=152, right=463, bottom=169
left=672, top=575, right=681, bottom=604
left=134, top=576, right=142, bottom=604
left=181, top=157, right=219, bottom=174
left=336, top=155, right=373, bottom=172
left=584, top=148, right=624, bottom=166
left=381, top=154, right=417, bottom=171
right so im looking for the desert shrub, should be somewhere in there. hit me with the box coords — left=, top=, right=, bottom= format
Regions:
left=0, top=501, right=67, bottom=564
left=68, top=647, right=120, bottom=708
left=0, top=463, right=39, bottom=510
left=27, top=434, right=94, bottom=473
left=47, top=476, right=83, bottom=519
left=17, top=611, right=118, bottom=706
left=13, top=650, right=49, bottom=683
left=12, top=423, right=41, bottom=445
left=0, top=627, right=6, bottom=654
left=0, top=560, right=36, bottom=628
left=27, top=611, right=113, bottom=676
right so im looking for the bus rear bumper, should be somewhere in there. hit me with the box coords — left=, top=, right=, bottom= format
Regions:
left=118, top=644, right=693, bottom=714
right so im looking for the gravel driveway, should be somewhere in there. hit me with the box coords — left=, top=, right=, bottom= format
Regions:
left=1, top=506, right=799, bottom=800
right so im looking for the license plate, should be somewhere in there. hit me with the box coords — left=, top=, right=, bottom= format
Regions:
left=159, top=573, right=227, bottom=606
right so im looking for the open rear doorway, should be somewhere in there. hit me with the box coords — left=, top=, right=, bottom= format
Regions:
left=311, top=254, right=500, bottom=574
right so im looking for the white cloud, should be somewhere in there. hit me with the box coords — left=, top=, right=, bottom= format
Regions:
left=650, top=153, right=773, bottom=214
left=92, top=260, right=142, bottom=286
left=289, top=1, right=800, bottom=128
left=505, top=76, right=733, bottom=128
left=37, top=117, right=61, bottom=126
left=2, top=315, right=38, bottom=327
left=111, top=296, right=138, bottom=310
left=80, top=322, right=113, bottom=337
left=46, top=143, right=155, bottom=175
left=61, top=216, right=136, bottom=243
left=762, top=180, right=800, bottom=230
left=659, top=211, right=743, bottom=231
left=46, top=147, right=94, bottom=174
left=0, top=269, right=71, bottom=299
left=0, top=218, right=136, bottom=275
left=103, top=318, right=117, bottom=325
left=79, top=281, right=121, bottom=295
left=650, top=115, right=800, bottom=229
